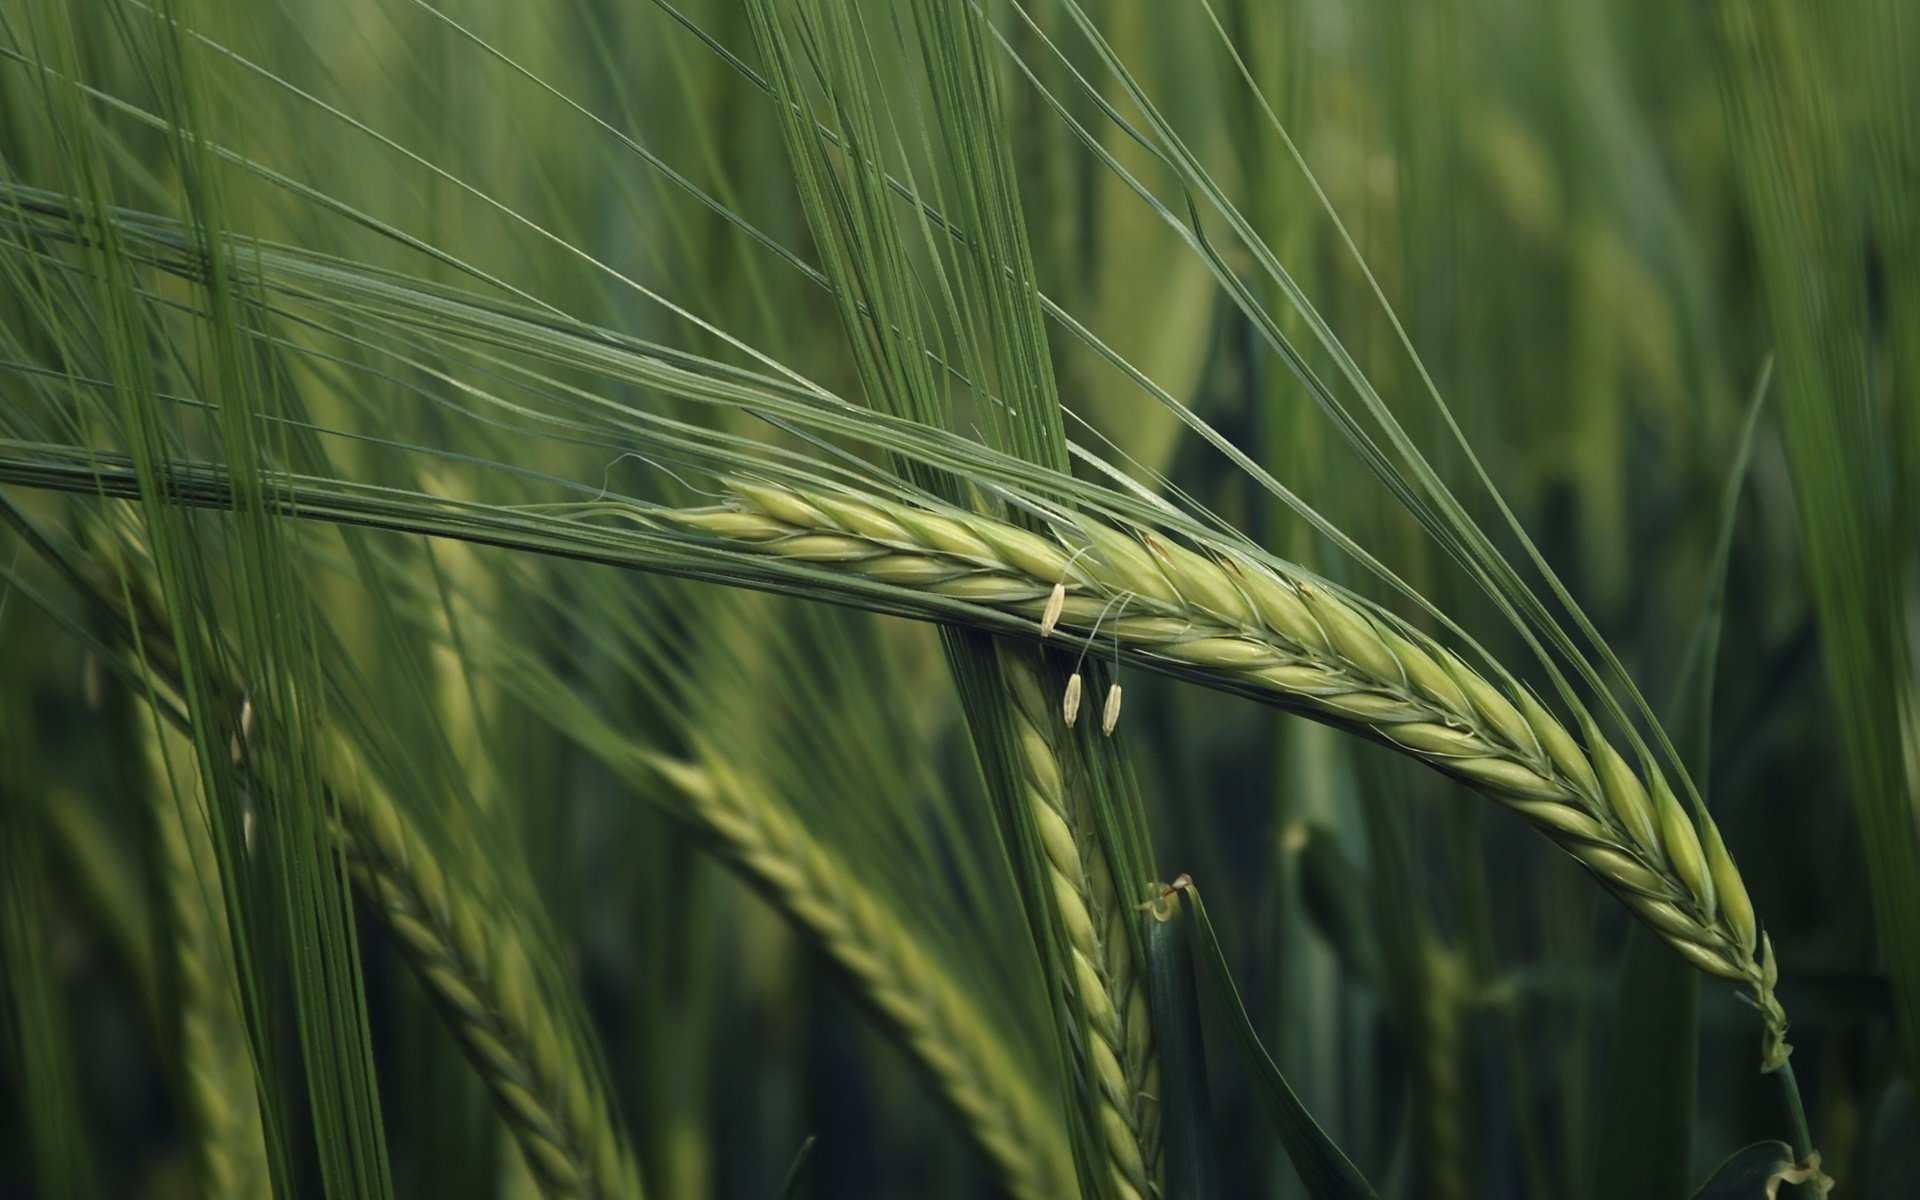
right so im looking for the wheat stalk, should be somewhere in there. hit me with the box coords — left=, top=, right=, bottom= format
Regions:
left=1001, top=648, right=1159, bottom=1199
left=669, top=480, right=1791, bottom=1066
left=614, top=745, right=1076, bottom=1200
left=333, top=765, right=644, bottom=1200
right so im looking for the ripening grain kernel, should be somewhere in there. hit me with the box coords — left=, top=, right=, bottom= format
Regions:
left=1627, top=895, right=1720, bottom=946
left=896, top=509, right=997, bottom=563
left=1248, top=662, right=1347, bottom=695
left=1665, top=935, right=1751, bottom=982
left=1312, top=690, right=1423, bottom=722
left=1514, top=689, right=1602, bottom=799
left=811, top=492, right=915, bottom=545
left=1108, top=615, right=1201, bottom=643
left=1076, top=520, right=1181, bottom=606
left=929, top=576, right=1054, bottom=604
left=1573, top=844, right=1670, bottom=897
left=1382, top=721, right=1493, bottom=757
left=1506, top=798, right=1612, bottom=843
left=677, top=507, right=796, bottom=541
left=970, top=518, right=1073, bottom=584
left=1441, top=653, right=1543, bottom=759
left=1444, top=756, right=1574, bottom=802
left=730, top=479, right=830, bottom=530
left=1705, top=816, right=1758, bottom=957
left=770, top=533, right=884, bottom=562
left=1300, top=585, right=1404, bottom=684
left=1381, top=626, right=1472, bottom=716
left=1588, top=728, right=1659, bottom=857
left=1143, top=535, right=1258, bottom=627
left=1652, top=772, right=1715, bottom=918
left=1152, top=637, right=1287, bottom=671
left=863, top=555, right=968, bottom=586
left=1231, top=560, right=1334, bottom=655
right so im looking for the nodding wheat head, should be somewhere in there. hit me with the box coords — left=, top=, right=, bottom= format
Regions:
left=335, top=775, right=645, bottom=1199
left=670, top=480, right=1790, bottom=1067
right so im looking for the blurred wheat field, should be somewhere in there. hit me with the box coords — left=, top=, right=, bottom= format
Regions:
left=0, top=1, right=1915, bottom=1197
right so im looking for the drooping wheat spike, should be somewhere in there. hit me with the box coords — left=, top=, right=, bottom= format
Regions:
left=624, top=747, right=1076, bottom=1200
left=145, top=713, right=273, bottom=1200
left=331, top=763, right=645, bottom=1200
left=669, top=480, right=1790, bottom=1067
left=1001, top=649, right=1158, bottom=1200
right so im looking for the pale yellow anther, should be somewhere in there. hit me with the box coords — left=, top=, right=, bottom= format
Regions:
left=1040, top=583, right=1066, bottom=637
left=1101, top=684, right=1123, bottom=736
left=1063, top=673, right=1084, bottom=728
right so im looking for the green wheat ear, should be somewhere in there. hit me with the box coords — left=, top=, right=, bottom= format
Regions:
left=144, top=712, right=273, bottom=1200
left=673, top=480, right=1791, bottom=1068
left=632, top=748, right=1077, bottom=1200
left=332, top=750, right=645, bottom=1200
left=1001, top=647, right=1159, bottom=1200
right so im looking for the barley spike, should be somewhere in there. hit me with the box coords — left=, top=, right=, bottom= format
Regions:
left=636, top=749, right=1077, bottom=1200
left=1003, top=651, right=1158, bottom=1199
left=334, top=773, right=645, bottom=1199
left=671, top=482, right=1791, bottom=1066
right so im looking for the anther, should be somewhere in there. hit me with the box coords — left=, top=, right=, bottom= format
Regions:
left=1062, top=673, right=1084, bottom=728
left=1040, top=583, right=1066, bottom=637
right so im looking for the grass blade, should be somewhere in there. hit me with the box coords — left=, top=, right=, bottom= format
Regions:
left=1185, top=886, right=1376, bottom=1200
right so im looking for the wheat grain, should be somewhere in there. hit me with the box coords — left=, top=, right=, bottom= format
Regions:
left=670, top=481, right=1790, bottom=1066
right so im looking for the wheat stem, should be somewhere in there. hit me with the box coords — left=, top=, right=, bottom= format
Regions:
left=670, top=481, right=1791, bottom=1066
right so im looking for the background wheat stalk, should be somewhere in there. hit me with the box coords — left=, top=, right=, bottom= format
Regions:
left=144, top=714, right=274, bottom=1200
left=671, top=480, right=1791, bottom=1066
left=595, top=744, right=1076, bottom=1200
left=331, top=759, right=645, bottom=1200
left=83, top=525, right=1076, bottom=1199
left=91, top=538, right=643, bottom=1199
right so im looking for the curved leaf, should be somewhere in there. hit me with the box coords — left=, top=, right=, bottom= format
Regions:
left=1186, top=886, right=1377, bottom=1200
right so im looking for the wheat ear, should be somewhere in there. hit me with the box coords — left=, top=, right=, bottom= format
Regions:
left=627, top=748, right=1075, bottom=1200
left=1002, top=649, right=1159, bottom=1199
left=333, top=773, right=644, bottom=1200
left=670, top=481, right=1790, bottom=1067
left=146, top=715, right=273, bottom=1200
